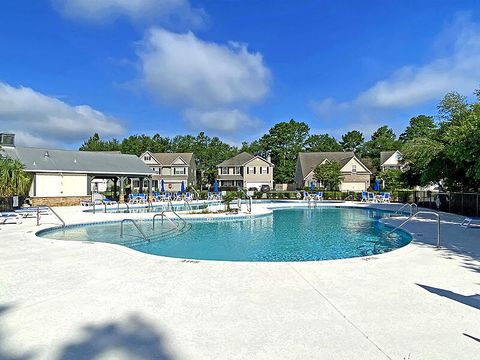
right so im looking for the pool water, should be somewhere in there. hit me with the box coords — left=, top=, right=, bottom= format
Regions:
left=38, top=207, right=411, bottom=262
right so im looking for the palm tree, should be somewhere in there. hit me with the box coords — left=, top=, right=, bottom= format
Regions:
left=0, top=157, right=32, bottom=197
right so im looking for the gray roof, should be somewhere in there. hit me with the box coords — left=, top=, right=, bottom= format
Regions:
left=380, top=151, right=398, bottom=166
left=150, top=152, right=193, bottom=165
left=2, top=146, right=155, bottom=176
left=297, top=151, right=371, bottom=178
left=217, top=152, right=273, bottom=167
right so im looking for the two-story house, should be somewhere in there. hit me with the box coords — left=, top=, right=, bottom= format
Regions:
left=380, top=150, right=403, bottom=171
left=295, top=152, right=372, bottom=191
left=216, top=152, right=274, bottom=190
left=137, top=152, right=197, bottom=191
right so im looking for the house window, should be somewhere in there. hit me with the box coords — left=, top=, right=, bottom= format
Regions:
left=133, top=180, right=140, bottom=188
left=144, top=155, right=151, bottom=161
left=352, top=165, right=357, bottom=174
left=221, top=167, right=228, bottom=175
left=174, top=167, right=186, bottom=175
left=261, top=167, right=268, bottom=174
left=234, top=167, right=241, bottom=175
left=247, top=166, right=255, bottom=174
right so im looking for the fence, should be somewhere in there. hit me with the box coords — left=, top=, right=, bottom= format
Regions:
left=0, top=196, right=27, bottom=212
left=397, top=191, right=480, bottom=217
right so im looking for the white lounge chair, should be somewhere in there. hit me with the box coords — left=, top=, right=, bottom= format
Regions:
left=461, top=217, right=480, bottom=228
left=0, top=212, right=23, bottom=224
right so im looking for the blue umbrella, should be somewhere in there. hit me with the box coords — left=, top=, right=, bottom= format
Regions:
left=374, top=179, right=380, bottom=191
left=213, top=179, right=219, bottom=193
left=180, top=181, right=185, bottom=193
left=160, top=179, right=165, bottom=192
left=310, top=181, right=315, bottom=191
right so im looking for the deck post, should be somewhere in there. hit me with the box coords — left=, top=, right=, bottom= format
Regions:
left=119, top=177, right=125, bottom=204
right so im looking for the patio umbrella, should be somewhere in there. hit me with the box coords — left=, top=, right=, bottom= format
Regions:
left=181, top=181, right=185, bottom=193
left=161, top=179, right=165, bottom=192
left=213, top=179, right=219, bottom=193
left=310, top=181, right=315, bottom=191
left=374, top=179, right=380, bottom=191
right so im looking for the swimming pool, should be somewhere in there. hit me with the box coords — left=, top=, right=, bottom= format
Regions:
left=37, top=207, right=411, bottom=262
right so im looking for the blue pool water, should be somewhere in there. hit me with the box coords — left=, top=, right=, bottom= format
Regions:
left=37, top=207, right=411, bottom=262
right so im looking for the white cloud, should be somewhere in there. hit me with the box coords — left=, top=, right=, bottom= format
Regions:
left=138, top=28, right=271, bottom=108
left=311, top=15, right=480, bottom=137
left=53, top=0, right=205, bottom=27
left=184, top=108, right=260, bottom=134
left=0, top=83, right=125, bottom=147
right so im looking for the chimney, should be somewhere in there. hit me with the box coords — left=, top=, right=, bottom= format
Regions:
left=0, top=133, right=15, bottom=147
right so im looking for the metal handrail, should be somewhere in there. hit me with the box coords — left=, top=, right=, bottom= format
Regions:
left=191, top=187, right=200, bottom=200
left=120, top=219, right=149, bottom=241
left=387, top=211, right=441, bottom=248
left=184, top=199, right=192, bottom=211
left=344, top=194, right=355, bottom=201
left=237, top=187, right=253, bottom=213
left=393, top=203, right=418, bottom=216
left=153, top=213, right=179, bottom=230
left=36, top=205, right=65, bottom=227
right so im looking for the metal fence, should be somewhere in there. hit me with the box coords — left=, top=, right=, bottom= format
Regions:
left=0, top=196, right=26, bottom=212
left=397, top=191, right=480, bottom=217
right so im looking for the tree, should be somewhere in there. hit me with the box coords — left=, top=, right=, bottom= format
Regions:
left=259, top=119, right=310, bottom=183
left=305, top=134, right=342, bottom=152
left=360, top=126, right=400, bottom=170
left=377, top=169, right=403, bottom=190
left=340, top=130, right=364, bottom=151
left=313, top=161, right=343, bottom=190
left=79, top=133, right=120, bottom=152
left=399, top=115, right=436, bottom=143
left=0, top=157, right=32, bottom=196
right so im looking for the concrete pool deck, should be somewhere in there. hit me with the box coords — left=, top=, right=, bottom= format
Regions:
left=0, top=201, right=479, bottom=359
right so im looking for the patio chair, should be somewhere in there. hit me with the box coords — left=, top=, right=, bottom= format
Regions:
left=303, top=191, right=311, bottom=200
left=102, top=197, right=117, bottom=206
left=382, top=192, right=391, bottom=203
left=185, top=192, right=192, bottom=202
left=367, top=192, right=376, bottom=203
left=165, top=192, right=172, bottom=201
left=0, top=212, right=23, bottom=224
left=461, top=217, right=480, bottom=228
left=314, top=192, right=323, bottom=201
left=15, top=207, right=50, bottom=218
left=361, top=192, right=368, bottom=202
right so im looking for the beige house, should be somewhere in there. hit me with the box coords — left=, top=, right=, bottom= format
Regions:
left=217, top=152, right=274, bottom=189
left=380, top=150, right=403, bottom=171
left=138, top=152, right=197, bottom=192
left=295, top=152, right=372, bottom=191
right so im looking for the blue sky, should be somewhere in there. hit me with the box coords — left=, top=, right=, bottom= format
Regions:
left=1, top=1, right=480, bottom=148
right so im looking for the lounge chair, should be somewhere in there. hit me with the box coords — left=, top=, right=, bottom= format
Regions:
left=314, top=192, right=323, bottom=201
left=361, top=192, right=368, bottom=202
left=0, top=212, right=23, bottom=224
left=102, top=197, right=117, bottom=206
left=367, top=192, right=376, bottom=202
left=382, top=192, right=391, bottom=203
left=461, top=217, right=480, bottom=228
left=15, top=207, right=50, bottom=218
left=185, top=192, right=192, bottom=202
left=303, top=191, right=311, bottom=200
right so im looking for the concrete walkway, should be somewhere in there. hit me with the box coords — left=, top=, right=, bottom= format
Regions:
left=0, top=202, right=479, bottom=359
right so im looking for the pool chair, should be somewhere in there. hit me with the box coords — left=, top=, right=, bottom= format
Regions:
left=367, top=192, right=376, bottom=202
left=165, top=192, right=172, bottom=201
left=303, top=191, right=312, bottom=200
left=0, top=212, right=23, bottom=224
left=461, top=217, right=480, bottom=228
left=102, top=197, right=117, bottom=206
left=314, top=192, right=323, bottom=201
left=185, top=192, right=192, bottom=202
left=15, top=207, right=50, bottom=218
left=361, top=192, right=368, bottom=202
left=382, top=192, right=391, bottom=203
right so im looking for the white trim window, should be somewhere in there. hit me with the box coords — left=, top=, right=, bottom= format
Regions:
left=144, top=155, right=151, bottom=161
left=352, top=164, right=357, bottom=174
left=234, top=167, right=241, bottom=175
left=261, top=167, right=268, bottom=174
left=221, top=167, right=228, bottom=175
left=247, top=166, right=255, bottom=174
left=174, top=167, right=186, bottom=175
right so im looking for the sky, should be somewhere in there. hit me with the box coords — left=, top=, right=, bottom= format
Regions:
left=1, top=0, right=480, bottom=148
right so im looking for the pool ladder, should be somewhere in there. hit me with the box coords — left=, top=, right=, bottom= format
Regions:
left=36, top=205, right=65, bottom=227
left=391, top=203, right=418, bottom=217
left=387, top=211, right=441, bottom=248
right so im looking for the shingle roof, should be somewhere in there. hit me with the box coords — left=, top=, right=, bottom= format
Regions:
left=297, top=151, right=368, bottom=179
left=380, top=151, right=397, bottom=166
left=2, top=146, right=154, bottom=175
left=150, top=152, right=193, bottom=165
left=217, top=152, right=256, bottom=166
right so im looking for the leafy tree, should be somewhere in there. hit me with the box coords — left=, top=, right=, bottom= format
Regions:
left=79, top=133, right=120, bottom=152
left=0, top=156, right=32, bottom=196
left=240, top=140, right=266, bottom=157
left=438, top=91, right=468, bottom=122
left=377, top=169, right=403, bottom=190
left=305, top=134, right=342, bottom=152
left=399, top=115, right=436, bottom=143
left=360, top=126, right=400, bottom=170
left=340, top=130, right=364, bottom=151
left=259, top=119, right=310, bottom=183
left=313, top=161, right=343, bottom=190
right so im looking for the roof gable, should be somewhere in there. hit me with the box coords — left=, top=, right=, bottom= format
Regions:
left=150, top=152, right=193, bottom=166
left=380, top=150, right=402, bottom=166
